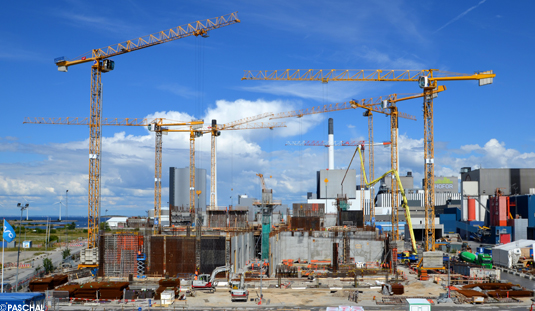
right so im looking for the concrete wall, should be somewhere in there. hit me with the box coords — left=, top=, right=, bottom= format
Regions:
left=230, top=232, right=255, bottom=273
left=269, top=231, right=384, bottom=275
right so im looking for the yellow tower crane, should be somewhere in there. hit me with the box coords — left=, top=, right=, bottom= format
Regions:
left=52, top=12, right=240, bottom=248
left=350, top=85, right=446, bottom=239
left=23, top=115, right=284, bottom=235
left=24, top=117, right=200, bottom=234
left=242, top=68, right=495, bottom=251
left=267, top=92, right=417, bottom=230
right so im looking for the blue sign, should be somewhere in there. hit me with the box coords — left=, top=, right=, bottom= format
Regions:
left=3, top=220, right=16, bottom=243
left=154, top=218, right=159, bottom=225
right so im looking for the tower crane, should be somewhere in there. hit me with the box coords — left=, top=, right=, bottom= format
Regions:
left=164, top=121, right=285, bottom=271
left=24, top=117, right=200, bottom=234
left=349, top=86, right=446, bottom=239
left=243, top=68, right=495, bottom=251
left=256, top=173, right=267, bottom=191
left=53, top=12, right=240, bottom=248
left=24, top=116, right=284, bottom=236
left=286, top=141, right=391, bottom=218
left=265, top=92, right=417, bottom=232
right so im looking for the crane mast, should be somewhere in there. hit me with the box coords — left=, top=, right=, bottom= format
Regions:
left=54, top=12, right=240, bottom=249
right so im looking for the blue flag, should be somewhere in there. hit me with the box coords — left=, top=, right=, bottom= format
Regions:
left=3, top=220, right=16, bottom=243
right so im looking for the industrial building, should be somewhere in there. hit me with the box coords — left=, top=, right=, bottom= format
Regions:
left=169, top=167, right=207, bottom=211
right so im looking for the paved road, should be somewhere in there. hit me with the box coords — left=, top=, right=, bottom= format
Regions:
left=51, top=305, right=534, bottom=311
left=2, top=245, right=85, bottom=291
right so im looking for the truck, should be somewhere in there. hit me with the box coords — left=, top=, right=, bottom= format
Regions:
left=398, top=251, right=419, bottom=264
left=459, top=252, right=492, bottom=269
left=229, top=272, right=248, bottom=302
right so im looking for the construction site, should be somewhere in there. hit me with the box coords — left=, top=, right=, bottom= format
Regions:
left=3, top=8, right=535, bottom=311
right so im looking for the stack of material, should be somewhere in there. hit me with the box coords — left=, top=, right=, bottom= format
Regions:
left=51, top=274, right=69, bottom=288
left=73, top=282, right=102, bottom=299
left=137, top=290, right=155, bottom=299
left=421, top=251, right=443, bottom=268
left=487, top=290, right=533, bottom=298
left=391, top=283, right=404, bottom=295
left=463, top=283, right=513, bottom=290
left=124, top=290, right=137, bottom=300
left=99, top=282, right=129, bottom=300
left=155, top=279, right=180, bottom=300
left=29, top=277, right=54, bottom=292
left=55, top=284, right=82, bottom=297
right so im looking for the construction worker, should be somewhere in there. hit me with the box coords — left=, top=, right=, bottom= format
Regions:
left=195, top=269, right=198, bottom=280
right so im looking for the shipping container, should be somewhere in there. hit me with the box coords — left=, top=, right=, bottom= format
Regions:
left=513, top=219, right=528, bottom=241
left=528, top=227, right=535, bottom=240
left=529, top=195, right=535, bottom=227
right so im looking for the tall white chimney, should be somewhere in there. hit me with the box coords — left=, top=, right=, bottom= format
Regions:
left=328, top=118, right=334, bottom=170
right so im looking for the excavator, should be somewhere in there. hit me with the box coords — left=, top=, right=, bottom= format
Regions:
left=355, top=146, right=419, bottom=263
left=192, top=266, right=230, bottom=293
left=229, top=272, right=249, bottom=302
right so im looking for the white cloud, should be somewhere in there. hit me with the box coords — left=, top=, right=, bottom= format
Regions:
left=240, top=82, right=375, bottom=103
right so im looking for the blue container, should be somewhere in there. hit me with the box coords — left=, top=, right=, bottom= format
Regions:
left=443, top=208, right=462, bottom=220
left=469, top=221, right=484, bottom=227
left=528, top=195, right=535, bottom=227
left=510, top=195, right=527, bottom=218
left=0, top=293, right=46, bottom=310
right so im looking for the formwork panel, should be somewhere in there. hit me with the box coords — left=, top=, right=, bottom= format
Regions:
left=339, top=211, right=364, bottom=226
left=292, top=203, right=325, bottom=217
left=228, top=211, right=248, bottom=228
left=150, top=236, right=165, bottom=275
left=290, top=216, right=321, bottom=230
left=200, top=237, right=226, bottom=274
left=208, top=211, right=227, bottom=228
left=165, top=237, right=196, bottom=276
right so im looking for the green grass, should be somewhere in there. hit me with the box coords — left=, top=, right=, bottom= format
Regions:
left=1, top=228, right=87, bottom=251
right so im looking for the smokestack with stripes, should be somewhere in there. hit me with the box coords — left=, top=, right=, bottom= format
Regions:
left=328, top=118, right=334, bottom=170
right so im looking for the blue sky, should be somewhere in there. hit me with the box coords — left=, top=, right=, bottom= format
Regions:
left=1, top=0, right=534, bottom=216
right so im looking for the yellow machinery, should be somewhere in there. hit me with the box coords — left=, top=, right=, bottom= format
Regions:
left=354, top=145, right=417, bottom=257
left=243, top=68, right=496, bottom=251
left=349, top=86, right=446, bottom=239
left=270, top=88, right=445, bottom=239
left=53, top=12, right=240, bottom=249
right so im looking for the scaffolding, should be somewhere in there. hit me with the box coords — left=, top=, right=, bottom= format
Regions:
left=102, top=234, right=142, bottom=277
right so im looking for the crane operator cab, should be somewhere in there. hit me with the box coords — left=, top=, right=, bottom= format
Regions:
left=100, top=59, right=115, bottom=72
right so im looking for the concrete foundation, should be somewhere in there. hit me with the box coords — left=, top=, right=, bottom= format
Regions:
left=421, top=251, right=443, bottom=268
left=269, top=231, right=384, bottom=276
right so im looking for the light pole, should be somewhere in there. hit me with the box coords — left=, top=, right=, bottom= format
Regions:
left=65, top=190, right=69, bottom=251
left=15, top=203, right=28, bottom=292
